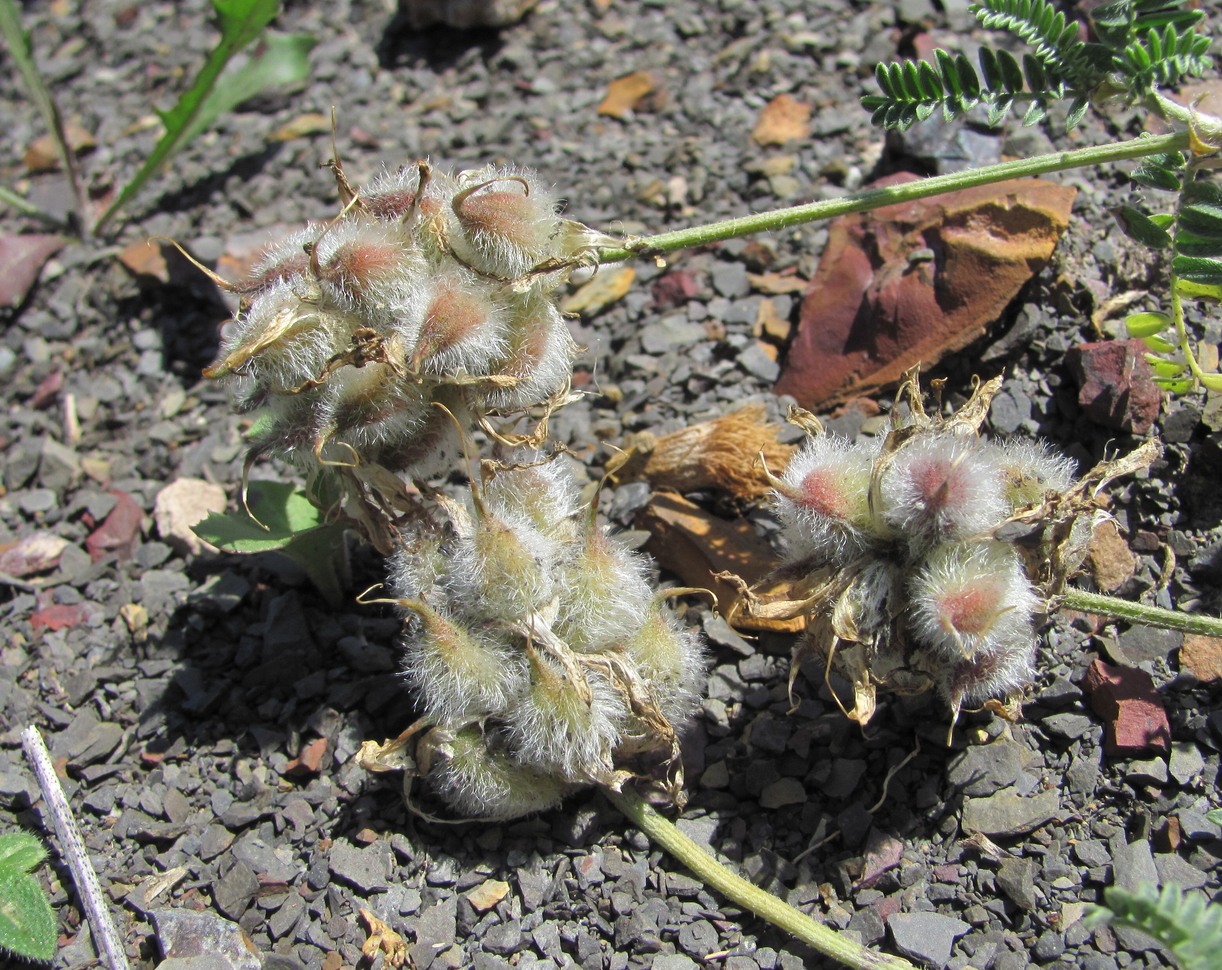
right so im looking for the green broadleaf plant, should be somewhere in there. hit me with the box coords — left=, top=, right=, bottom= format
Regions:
left=193, top=480, right=349, bottom=608
left=0, top=0, right=315, bottom=237
left=0, top=832, right=56, bottom=963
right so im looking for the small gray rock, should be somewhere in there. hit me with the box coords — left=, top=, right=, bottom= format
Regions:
left=947, top=741, right=1022, bottom=797
left=888, top=912, right=970, bottom=968
left=212, top=860, right=259, bottom=921
left=1168, top=742, right=1205, bottom=785
left=1112, top=839, right=1158, bottom=892
left=997, top=856, right=1038, bottom=912
left=328, top=838, right=394, bottom=893
left=151, top=908, right=261, bottom=970
left=1041, top=713, right=1094, bottom=741
left=961, top=788, right=1059, bottom=837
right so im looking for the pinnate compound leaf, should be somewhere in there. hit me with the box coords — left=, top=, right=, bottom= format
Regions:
left=0, top=869, right=56, bottom=963
left=1174, top=254, right=1222, bottom=287
left=1115, top=205, right=1172, bottom=249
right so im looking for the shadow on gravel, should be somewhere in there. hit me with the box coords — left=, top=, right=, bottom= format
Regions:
left=376, top=21, right=504, bottom=71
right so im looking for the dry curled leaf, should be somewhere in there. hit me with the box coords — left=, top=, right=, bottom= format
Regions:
left=611, top=403, right=795, bottom=502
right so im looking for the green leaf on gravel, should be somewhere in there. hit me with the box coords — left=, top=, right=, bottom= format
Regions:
left=193, top=480, right=324, bottom=552
left=96, top=0, right=313, bottom=232
left=180, top=32, right=318, bottom=147
left=0, top=866, right=56, bottom=963
left=192, top=481, right=350, bottom=607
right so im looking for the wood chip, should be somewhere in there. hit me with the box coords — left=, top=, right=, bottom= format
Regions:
left=637, top=492, right=805, bottom=633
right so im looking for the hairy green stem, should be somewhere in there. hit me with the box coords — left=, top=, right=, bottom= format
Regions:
left=0, top=184, right=70, bottom=230
left=596, top=130, right=1190, bottom=263
left=605, top=786, right=916, bottom=970
left=1058, top=587, right=1222, bottom=638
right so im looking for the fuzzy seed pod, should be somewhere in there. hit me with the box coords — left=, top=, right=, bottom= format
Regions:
left=995, top=438, right=1077, bottom=512
left=480, top=291, right=579, bottom=412
left=410, top=271, right=508, bottom=376
left=774, top=433, right=875, bottom=565
left=880, top=436, right=1006, bottom=543
left=234, top=227, right=320, bottom=297
left=936, top=631, right=1036, bottom=713
left=448, top=165, right=561, bottom=279
left=312, top=221, right=424, bottom=322
left=399, top=600, right=528, bottom=723
left=422, top=725, right=572, bottom=820
left=315, top=359, right=430, bottom=460
left=447, top=506, right=561, bottom=621
left=555, top=526, right=654, bottom=652
left=212, top=282, right=356, bottom=396
left=909, top=542, right=1037, bottom=660
left=506, top=648, right=624, bottom=782
left=622, top=603, right=707, bottom=726
left=482, top=457, right=583, bottom=540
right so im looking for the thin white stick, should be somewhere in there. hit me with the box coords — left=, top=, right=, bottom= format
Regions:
left=20, top=725, right=132, bottom=970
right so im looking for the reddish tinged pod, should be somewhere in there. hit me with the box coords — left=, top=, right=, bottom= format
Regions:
left=411, top=272, right=507, bottom=375
left=880, top=436, right=1006, bottom=542
left=480, top=292, right=578, bottom=412
left=909, top=542, right=1037, bottom=660
left=449, top=167, right=561, bottom=279
left=773, top=434, right=875, bottom=565
left=234, top=227, right=319, bottom=296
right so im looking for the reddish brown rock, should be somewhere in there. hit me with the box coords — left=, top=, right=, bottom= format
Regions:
left=284, top=738, right=328, bottom=778
left=1082, top=658, right=1170, bottom=756
left=1066, top=339, right=1161, bottom=434
left=651, top=269, right=701, bottom=309
left=1179, top=634, right=1222, bottom=684
left=775, top=175, right=1075, bottom=410
left=0, top=234, right=67, bottom=310
left=31, top=603, right=86, bottom=633
left=86, top=490, right=144, bottom=563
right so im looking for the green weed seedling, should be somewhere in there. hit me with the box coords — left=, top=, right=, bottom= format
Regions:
left=0, top=0, right=315, bottom=237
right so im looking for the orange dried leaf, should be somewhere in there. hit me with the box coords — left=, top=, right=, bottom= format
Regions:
left=598, top=71, right=657, bottom=118
left=752, top=94, right=811, bottom=147
left=637, top=492, right=806, bottom=633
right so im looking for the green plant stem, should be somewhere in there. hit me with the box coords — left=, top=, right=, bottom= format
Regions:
left=0, top=0, right=88, bottom=235
left=0, top=184, right=70, bottom=230
left=605, top=786, right=916, bottom=970
left=1058, top=587, right=1222, bottom=637
left=596, top=130, right=1191, bottom=263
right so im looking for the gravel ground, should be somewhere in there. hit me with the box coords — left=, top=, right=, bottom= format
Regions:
left=2, top=2, right=1221, bottom=969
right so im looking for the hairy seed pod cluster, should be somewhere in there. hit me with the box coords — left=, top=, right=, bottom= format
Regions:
left=381, top=454, right=707, bottom=820
left=203, top=161, right=594, bottom=478
left=749, top=372, right=1123, bottom=726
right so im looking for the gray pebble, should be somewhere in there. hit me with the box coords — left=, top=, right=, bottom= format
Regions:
left=996, top=856, right=1038, bottom=912
left=737, top=343, right=780, bottom=382
left=1168, top=742, right=1205, bottom=785
left=1041, top=713, right=1095, bottom=741
left=1111, top=838, right=1158, bottom=892
left=328, top=839, right=394, bottom=893
left=961, top=788, right=1060, bottom=837
left=888, top=912, right=970, bottom=968
left=947, top=741, right=1022, bottom=797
